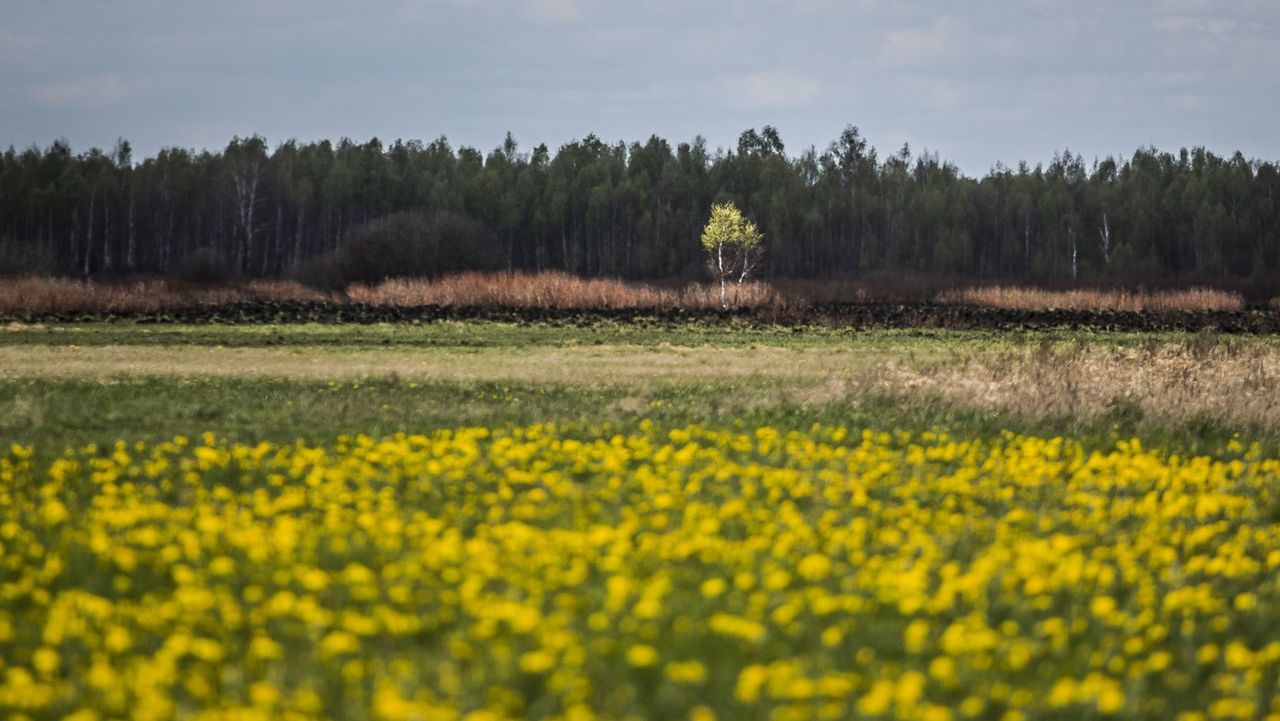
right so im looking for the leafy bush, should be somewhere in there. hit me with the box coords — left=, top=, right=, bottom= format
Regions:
left=0, top=237, right=53, bottom=277
left=172, top=248, right=234, bottom=284
left=294, top=253, right=348, bottom=293
left=300, top=211, right=501, bottom=290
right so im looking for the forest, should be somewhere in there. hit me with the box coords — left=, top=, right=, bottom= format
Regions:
left=0, top=125, right=1277, bottom=283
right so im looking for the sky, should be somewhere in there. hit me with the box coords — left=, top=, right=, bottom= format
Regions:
left=2, top=0, right=1278, bottom=176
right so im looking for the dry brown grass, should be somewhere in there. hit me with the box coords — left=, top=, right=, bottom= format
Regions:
left=0, top=277, right=324, bottom=314
left=0, top=273, right=1265, bottom=314
left=938, top=285, right=1244, bottom=312
left=874, top=338, right=1280, bottom=431
left=345, top=272, right=784, bottom=309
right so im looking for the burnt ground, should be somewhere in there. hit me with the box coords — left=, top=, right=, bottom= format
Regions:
left=3, top=301, right=1279, bottom=333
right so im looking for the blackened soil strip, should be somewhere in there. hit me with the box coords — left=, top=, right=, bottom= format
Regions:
left=2, top=302, right=1279, bottom=334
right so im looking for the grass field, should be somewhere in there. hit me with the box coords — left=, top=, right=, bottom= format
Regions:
left=3, top=321, right=1280, bottom=720
left=3, top=322, right=1279, bottom=451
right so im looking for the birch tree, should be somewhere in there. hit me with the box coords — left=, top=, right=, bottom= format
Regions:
left=700, top=201, right=763, bottom=308
left=226, top=135, right=267, bottom=274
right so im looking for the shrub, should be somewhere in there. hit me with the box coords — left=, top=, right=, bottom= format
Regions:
left=938, top=285, right=1244, bottom=312
left=301, top=211, right=502, bottom=290
left=295, top=253, right=348, bottom=294
left=172, top=248, right=234, bottom=285
left=345, top=271, right=786, bottom=309
left=0, top=238, right=53, bottom=277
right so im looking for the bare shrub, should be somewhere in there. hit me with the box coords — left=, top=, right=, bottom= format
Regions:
left=0, top=278, right=170, bottom=314
left=938, top=286, right=1244, bottom=312
left=0, top=273, right=1266, bottom=315
left=0, top=277, right=325, bottom=314
left=346, top=272, right=784, bottom=309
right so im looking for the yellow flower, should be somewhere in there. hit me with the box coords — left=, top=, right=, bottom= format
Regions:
left=625, top=644, right=658, bottom=668
left=6, top=425, right=1280, bottom=720
left=904, top=619, right=932, bottom=654
left=700, top=578, right=727, bottom=598
left=735, top=665, right=769, bottom=704
left=857, top=679, right=893, bottom=716
left=32, top=646, right=59, bottom=675
left=797, top=553, right=831, bottom=581
left=519, top=650, right=555, bottom=674
left=1090, top=595, right=1116, bottom=618
left=320, top=631, right=360, bottom=657
left=664, top=660, right=707, bottom=684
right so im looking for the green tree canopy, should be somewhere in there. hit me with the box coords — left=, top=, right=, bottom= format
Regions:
left=2, top=128, right=1278, bottom=284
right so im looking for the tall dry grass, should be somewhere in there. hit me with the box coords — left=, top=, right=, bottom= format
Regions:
left=873, top=337, right=1280, bottom=432
left=0, top=273, right=1266, bottom=314
left=0, top=277, right=323, bottom=314
left=938, top=285, right=1245, bottom=312
left=345, top=272, right=786, bottom=309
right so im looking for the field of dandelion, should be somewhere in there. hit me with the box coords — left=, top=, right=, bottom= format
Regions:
left=3, top=321, right=1280, bottom=721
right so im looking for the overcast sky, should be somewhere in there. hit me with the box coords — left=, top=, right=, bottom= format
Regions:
left=3, top=0, right=1277, bottom=175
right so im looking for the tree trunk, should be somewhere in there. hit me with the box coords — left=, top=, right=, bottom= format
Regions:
left=561, top=227, right=570, bottom=273
left=272, top=202, right=283, bottom=276
left=1023, top=206, right=1031, bottom=272
left=126, top=185, right=135, bottom=272
left=294, top=205, right=305, bottom=269
left=1070, top=225, right=1078, bottom=279
left=231, top=157, right=262, bottom=274
left=717, top=243, right=727, bottom=309
left=1098, top=212, right=1113, bottom=266
left=69, top=206, right=78, bottom=274
left=83, top=190, right=95, bottom=277
left=103, top=201, right=112, bottom=271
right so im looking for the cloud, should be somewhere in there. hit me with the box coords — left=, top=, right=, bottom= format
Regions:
left=880, top=15, right=968, bottom=66
left=926, top=79, right=965, bottom=111
left=31, top=73, right=135, bottom=108
left=0, top=28, right=51, bottom=70
left=1165, top=93, right=1211, bottom=112
left=523, top=0, right=582, bottom=24
left=2, top=0, right=1277, bottom=175
left=1154, top=15, right=1238, bottom=34
left=728, top=70, right=821, bottom=110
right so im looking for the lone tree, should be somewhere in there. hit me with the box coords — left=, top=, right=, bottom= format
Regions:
left=700, top=201, right=764, bottom=308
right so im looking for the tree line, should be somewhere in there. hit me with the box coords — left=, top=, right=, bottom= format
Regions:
left=1, top=126, right=1277, bottom=282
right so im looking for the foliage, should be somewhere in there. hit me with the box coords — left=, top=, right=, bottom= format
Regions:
left=700, top=202, right=762, bottom=253
left=0, top=236, right=51, bottom=276
left=700, top=202, right=764, bottom=307
left=3, top=426, right=1280, bottom=720
left=172, top=248, right=233, bottom=285
left=299, top=211, right=501, bottom=290
left=1, top=130, right=1278, bottom=281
